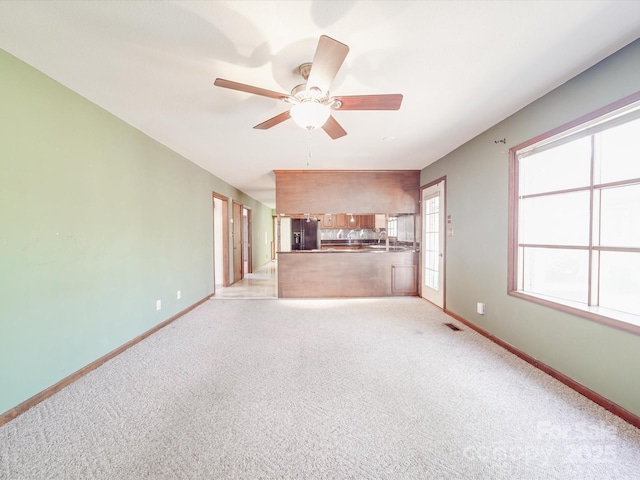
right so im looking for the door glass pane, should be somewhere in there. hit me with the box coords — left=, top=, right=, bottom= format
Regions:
left=520, top=137, right=591, bottom=195
left=598, top=117, right=640, bottom=184
left=424, top=192, right=439, bottom=290
left=599, top=184, right=640, bottom=248
left=522, top=247, right=588, bottom=303
left=599, top=251, right=640, bottom=316
left=519, top=191, right=590, bottom=245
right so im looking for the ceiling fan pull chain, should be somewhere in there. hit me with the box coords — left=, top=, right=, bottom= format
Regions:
left=307, top=128, right=312, bottom=167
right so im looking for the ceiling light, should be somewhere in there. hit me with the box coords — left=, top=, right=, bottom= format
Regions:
left=290, top=101, right=330, bottom=130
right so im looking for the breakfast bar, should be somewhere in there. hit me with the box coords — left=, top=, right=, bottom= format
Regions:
left=278, top=249, right=418, bottom=298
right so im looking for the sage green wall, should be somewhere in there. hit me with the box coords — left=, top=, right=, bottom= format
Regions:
left=0, top=49, right=273, bottom=414
left=421, top=39, right=640, bottom=416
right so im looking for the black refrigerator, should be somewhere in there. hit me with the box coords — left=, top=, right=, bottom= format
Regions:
left=291, top=218, right=319, bottom=250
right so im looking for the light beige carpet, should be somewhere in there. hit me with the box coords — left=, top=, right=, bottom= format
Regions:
left=1, top=297, right=639, bottom=479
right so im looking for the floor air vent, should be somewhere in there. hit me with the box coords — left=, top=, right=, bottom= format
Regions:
left=444, top=323, right=462, bottom=331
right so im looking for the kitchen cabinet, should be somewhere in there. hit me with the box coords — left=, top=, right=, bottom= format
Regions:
left=318, top=214, right=378, bottom=229
left=323, top=214, right=336, bottom=227
left=333, top=214, right=350, bottom=228
left=375, top=214, right=387, bottom=229
left=359, top=215, right=375, bottom=229
left=391, top=264, right=418, bottom=294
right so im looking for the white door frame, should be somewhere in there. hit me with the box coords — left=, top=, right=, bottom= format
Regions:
left=212, top=192, right=230, bottom=288
left=421, top=178, right=446, bottom=308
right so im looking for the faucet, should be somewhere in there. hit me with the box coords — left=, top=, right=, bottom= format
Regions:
left=347, top=229, right=357, bottom=240
left=378, top=230, right=387, bottom=244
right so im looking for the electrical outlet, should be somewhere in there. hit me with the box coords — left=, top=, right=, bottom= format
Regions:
left=477, top=302, right=485, bottom=315
left=156, top=299, right=161, bottom=311
left=177, top=290, right=181, bottom=300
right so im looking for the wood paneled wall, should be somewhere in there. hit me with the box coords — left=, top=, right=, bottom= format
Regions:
left=274, top=170, right=420, bottom=214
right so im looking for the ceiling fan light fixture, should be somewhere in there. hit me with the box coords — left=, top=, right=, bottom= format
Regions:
left=290, top=101, right=330, bottom=130
left=214, top=35, right=401, bottom=140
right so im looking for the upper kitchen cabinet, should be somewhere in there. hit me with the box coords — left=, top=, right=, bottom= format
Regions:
left=320, top=214, right=334, bottom=228
left=333, top=214, right=350, bottom=228
left=359, top=214, right=375, bottom=229
left=319, top=213, right=351, bottom=228
left=318, top=214, right=375, bottom=229
left=274, top=170, right=420, bottom=215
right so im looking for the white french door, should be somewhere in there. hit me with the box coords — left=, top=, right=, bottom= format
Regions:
left=421, top=180, right=445, bottom=307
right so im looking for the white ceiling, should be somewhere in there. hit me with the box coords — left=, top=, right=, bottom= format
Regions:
left=1, top=1, right=640, bottom=208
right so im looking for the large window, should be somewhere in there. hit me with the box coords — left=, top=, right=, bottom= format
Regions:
left=509, top=94, right=640, bottom=332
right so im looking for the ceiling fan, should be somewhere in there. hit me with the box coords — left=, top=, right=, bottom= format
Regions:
left=214, top=35, right=403, bottom=139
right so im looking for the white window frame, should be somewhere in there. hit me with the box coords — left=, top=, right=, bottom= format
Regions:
left=387, top=216, right=398, bottom=238
left=508, top=91, right=640, bottom=335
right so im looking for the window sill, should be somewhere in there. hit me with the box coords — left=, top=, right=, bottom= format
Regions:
left=508, top=290, right=640, bottom=336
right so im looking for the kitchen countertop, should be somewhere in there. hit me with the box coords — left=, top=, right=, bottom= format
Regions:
left=279, top=245, right=415, bottom=253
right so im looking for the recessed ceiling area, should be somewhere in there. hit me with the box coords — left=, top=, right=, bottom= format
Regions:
left=1, top=1, right=639, bottom=208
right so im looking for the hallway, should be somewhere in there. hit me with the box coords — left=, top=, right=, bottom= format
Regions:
left=213, top=261, right=277, bottom=298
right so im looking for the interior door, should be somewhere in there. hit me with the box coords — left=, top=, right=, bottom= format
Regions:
left=421, top=179, right=445, bottom=307
left=232, top=201, right=243, bottom=284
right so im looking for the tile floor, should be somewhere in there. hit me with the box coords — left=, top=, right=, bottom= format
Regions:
left=212, top=260, right=277, bottom=298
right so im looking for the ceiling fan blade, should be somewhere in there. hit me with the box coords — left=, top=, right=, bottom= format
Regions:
left=253, top=110, right=292, bottom=130
left=214, top=78, right=290, bottom=101
left=322, top=115, right=347, bottom=139
left=305, top=35, right=349, bottom=94
left=332, top=94, right=403, bottom=110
